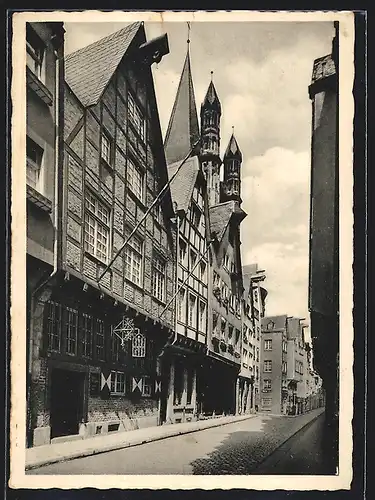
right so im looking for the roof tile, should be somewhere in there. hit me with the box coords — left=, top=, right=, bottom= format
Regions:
left=65, top=22, right=142, bottom=107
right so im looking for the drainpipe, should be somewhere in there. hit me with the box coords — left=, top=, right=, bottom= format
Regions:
left=27, top=28, right=65, bottom=445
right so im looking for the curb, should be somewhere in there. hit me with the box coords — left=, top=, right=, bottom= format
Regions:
left=26, top=414, right=255, bottom=471
left=249, top=408, right=325, bottom=473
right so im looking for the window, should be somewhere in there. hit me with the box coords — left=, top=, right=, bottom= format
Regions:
left=132, top=331, right=146, bottom=358
left=264, top=339, right=272, bottom=351
left=188, top=294, right=197, bottom=328
left=257, top=326, right=260, bottom=340
left=264, top=360, right=272, bottom=372
left=190, top=249, right=197, bottom=273
left=142, top=376, right=152, bottom=397
left=243, top=349, right=248, bottom=366
left=213, top=272, right=220, bottom=288
left=95, top=319, right=105, bottom=360
left=256, top=347, right=259, bottom=362
left=179, top=239, right=187, bottom=266
left=128, top=92, right=146, bottom=141
left=26, top=24, right=45, bottom=82
left=81, top=313, right=92, bottom=358
left=282, top=361, right=287, bottom=374
left=26, top=136, right=44, bottom=190
left=199, top=301, right=206, bottom=332
left=174, top=362, right=184, bottom=405
left=84, top=192, right=110, bottom=263
left=65, top=307, right=78, bottom=355
left=46, top=301, right=62, bottom=352
left=152, top=255, right=165, bottom=302
left=228, top=325, right=234, bottom=343
left=124, top=228, right=143, bottom=286
left=178, top=288, right=186, bottom=322
left=101, top=130, right=112, bottom=166
left=111, top=371, right=125, bottom=395
left=199, top=261, right=207, bottom=283
left=262, top=397, right=272, bottom=407
left=191, top=203, right=201, bottom=228
left=263, top=379, right=272, bottom=391
left=127, top=158, right=144, bottom=201
left=256, top=366, right=259, bottom=380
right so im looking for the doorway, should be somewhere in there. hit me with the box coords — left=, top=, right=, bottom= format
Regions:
left=50, top=369, right=85, bottom=438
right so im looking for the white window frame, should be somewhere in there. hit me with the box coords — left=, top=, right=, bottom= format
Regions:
left=198, top=300, right=206, bottom=332
left=127, top=158, right=144, bottom=201
left=84, top=192, right=110, bottom=263
left=110, top=371, right=126, bottom=395
left=264, top=360, right=272, bottom=373
left=264, top=339, right=272, bottom=351
left=132, top=331, right=146, bottom=358
left=263, top=379, right=272, bottom=391
left=101, top=130, right=112, bottom=166
left=152, top=254, right=166, bottom=302
left=128, top=92, right=146, bottom=142
left=46, top=301, right=62, bottom=352
left=178, top=288, right=186, bottom=322
left=81, top=313, right=93, bottom=358
left=190, top=249, right=197, bottom=274
left=188, top=293, right=197, bottom=328
left=124, top=229, right=143, bottom=286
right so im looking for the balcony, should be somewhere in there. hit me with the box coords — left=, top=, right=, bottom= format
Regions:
left=26, top=184, right=52, bottom=213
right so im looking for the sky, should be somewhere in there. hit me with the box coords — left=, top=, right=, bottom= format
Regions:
left=64, top=19, right=334, bottom=331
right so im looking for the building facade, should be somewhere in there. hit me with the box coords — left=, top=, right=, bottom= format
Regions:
left=163, top=40, right=247, bottom=417
left=239, top=265, right=267, bottom=414
left=27, top=22, right=177, bottom=447
left=26, top=21, right=65, bottom=447
left=308, top=24, right=339, bottom=470
left=260, top=315, right=289, bottom=414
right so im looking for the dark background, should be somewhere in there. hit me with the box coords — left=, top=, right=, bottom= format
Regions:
left=3, top=7, right=367, bottom=500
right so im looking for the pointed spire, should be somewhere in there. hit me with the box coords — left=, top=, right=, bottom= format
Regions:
left=164, top=33, right=200, bottom=165
left=201, top=76, right=221, bottom=113
left=224, top=132, right=242, bottom=161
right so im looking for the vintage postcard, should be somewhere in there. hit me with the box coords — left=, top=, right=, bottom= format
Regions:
left=9, top=10, right=355, bottom=490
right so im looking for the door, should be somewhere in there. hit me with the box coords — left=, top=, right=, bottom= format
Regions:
left=50, top=369, right=84, bottom=438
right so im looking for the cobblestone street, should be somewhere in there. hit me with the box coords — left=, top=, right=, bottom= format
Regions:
left=28, top=410, right=324, bottom=475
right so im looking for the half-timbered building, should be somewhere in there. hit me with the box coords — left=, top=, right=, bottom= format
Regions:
left=28, top=22, right=177, bottom=446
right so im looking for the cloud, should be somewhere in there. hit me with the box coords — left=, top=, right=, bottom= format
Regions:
left=240, top=147, right=310, bottom=320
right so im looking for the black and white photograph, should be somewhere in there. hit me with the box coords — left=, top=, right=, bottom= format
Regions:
left=9, top=10, right=355, bottom=490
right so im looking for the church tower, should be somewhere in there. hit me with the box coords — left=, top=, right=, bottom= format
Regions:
left=164, top=39, right=200, bottom=165
left=221, top=131, right=243, bottom=205
left=200, top=74, right=222, bottom=206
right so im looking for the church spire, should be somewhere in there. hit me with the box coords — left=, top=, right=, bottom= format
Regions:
left=222, top=131, right=243, bottom=204
left=164, top=29, right=200, bottom=165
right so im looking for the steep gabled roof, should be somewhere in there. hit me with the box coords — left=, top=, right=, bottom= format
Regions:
left=243, top=263, right=259, bottom=278
left=167, top=156, right=200, bottom=213
left=65, top=22, right=142, bottom=107
left=209, top=201, right=236, bottom=242
left=164, top=48, right=200, bottom=165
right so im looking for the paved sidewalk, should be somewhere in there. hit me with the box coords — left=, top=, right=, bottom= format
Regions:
left=25, top=414, right=255, bottom=470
